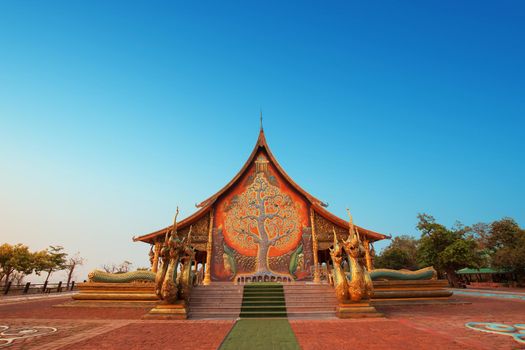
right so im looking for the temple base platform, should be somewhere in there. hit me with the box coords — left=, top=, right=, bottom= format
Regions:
left=336, top=302, right=383, bottom=318
left=143, top=301, right=188, bottom=320
left=65, top=282, right=157, bottom=308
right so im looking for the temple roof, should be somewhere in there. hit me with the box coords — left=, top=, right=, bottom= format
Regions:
left=134, top=128, right=389, bottom=243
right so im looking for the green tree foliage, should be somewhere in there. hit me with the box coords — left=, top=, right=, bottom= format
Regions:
left=487, top=218, right=523, bottom=251
left=486, top=218, right=525, bottom=280
left=32, top=250, right=53, bottom=277
left=41, top=246, right=68, bottom=284
left=0, top=243, right=70, bottom=285
left=0, top=243, right=36, bottom=285
left=375, top=235, right=420, bottom=270
left=416, top=214, right=484, bottom=287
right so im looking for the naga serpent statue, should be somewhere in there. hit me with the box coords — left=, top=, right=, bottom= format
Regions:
left=369, top=266, right=437, bottom=281
left=341, top=225, right=373, bottom=302
left=329, top=230, right=349, bottom=302
left=155, top=208, right=195, bottom=304
left=329, top=210, right=373, bottom=303
left=88, top=270, right=156, bottom=283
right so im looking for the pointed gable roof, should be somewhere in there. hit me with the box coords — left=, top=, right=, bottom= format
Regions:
left=197, top=128, right=326, bottom=209
left=133, top=128, right=388, bottom=243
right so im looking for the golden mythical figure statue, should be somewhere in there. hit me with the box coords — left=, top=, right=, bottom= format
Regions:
left=341, top=231, right=373, bottom=302
left=155, top=207, right=195, bottom=304
left=329, top=229, right=348, bottom=302
left=329, top=210, right=373, bottom=303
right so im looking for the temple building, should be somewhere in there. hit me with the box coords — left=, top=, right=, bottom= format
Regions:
left=134, top=127, right=388, bottom=284
left=74, top=125, right=449, bottom=318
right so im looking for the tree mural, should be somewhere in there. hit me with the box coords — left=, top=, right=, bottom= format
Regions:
left=224, top=171, right=300, bottom=279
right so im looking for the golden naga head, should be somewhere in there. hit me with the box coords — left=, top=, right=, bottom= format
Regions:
left=166, top=207, right=180, bottom=241
left=329, top=227, right=344, bottom=265
left=343, top=208, right=362, bottom=258
left=342, top=230, right=361, bottom=259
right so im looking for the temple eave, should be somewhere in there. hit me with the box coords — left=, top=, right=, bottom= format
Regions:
left=134, top=203, right=388, bottom=244
left=133, top=206, right=211, bottom=243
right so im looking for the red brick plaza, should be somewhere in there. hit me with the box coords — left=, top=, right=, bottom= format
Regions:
left=1, top=291, right=524, bottom=350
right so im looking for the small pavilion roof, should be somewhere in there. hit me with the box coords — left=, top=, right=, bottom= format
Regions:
left=134, top=128, right=389, bottom=243
left=456, top=267, right=510, bottom=274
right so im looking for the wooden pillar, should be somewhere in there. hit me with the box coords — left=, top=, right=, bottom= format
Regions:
left=310, top=208, right=321, bottom=284
left=203, top=209, right=214, bottom=285
left=370, top=243, right=375, bottom=270
left=152, top=241, right=161, bottom=273
left=364, top=239, right=373, bottom=271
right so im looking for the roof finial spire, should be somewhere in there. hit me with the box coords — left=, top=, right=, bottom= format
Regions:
left=259, top=109, right=263, bottom=131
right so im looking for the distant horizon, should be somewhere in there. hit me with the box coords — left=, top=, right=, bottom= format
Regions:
left=1, top=1, right=524, bottom=282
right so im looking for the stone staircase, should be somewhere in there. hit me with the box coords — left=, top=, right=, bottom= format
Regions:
left=188, top=283, right=243, bottom=319
left=188, top=282, right=337, bottom=319
left=240, top=283, right=287, bottom=318
left=284, top=283, right=337, bottom=319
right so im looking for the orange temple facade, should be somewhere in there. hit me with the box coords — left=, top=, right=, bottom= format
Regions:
left=134, top=128, right=388, bottom=284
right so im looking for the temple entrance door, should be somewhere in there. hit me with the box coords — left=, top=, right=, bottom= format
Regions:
left=317, top=249, right=332, bottom=283
left=193, top=250, right=206, bottom=285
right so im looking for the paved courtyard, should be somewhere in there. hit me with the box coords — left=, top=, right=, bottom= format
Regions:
left=0, top=291, right=524, bottom=349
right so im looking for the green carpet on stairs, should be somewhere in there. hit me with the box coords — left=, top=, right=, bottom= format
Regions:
left=240, top=282, right=287, bottom=318
left=219, top=319, right=300, bottom=350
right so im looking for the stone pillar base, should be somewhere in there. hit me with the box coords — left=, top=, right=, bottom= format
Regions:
left=143, top=301, right=188, bottom=320
left=336, top=301, right=383, bottom=318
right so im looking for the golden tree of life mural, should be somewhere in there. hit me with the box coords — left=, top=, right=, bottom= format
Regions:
left=224, top=169, right=301, bottom=280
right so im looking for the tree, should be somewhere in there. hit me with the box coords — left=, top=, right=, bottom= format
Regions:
left=0, top=243, right=35, bottom=285
left=416, top=214, right=484, bottom=287
left=11, top=271, right=26, bottom=285
left=31, top=249, right=54, bottom=280
left=102, top=261, right=132, bottom=274
left=41, top=246, right=68, bottom=285
left=471, top=222, right=491, bottom=250
left=375, top=235, right=420, bottom=270
left=485, top=218, right=525, bottom=283
left=487, top=218, right=523, bottom=252
left=224, top=171, right=299, bottom=279
left=64, top=253, right=85, bottom=289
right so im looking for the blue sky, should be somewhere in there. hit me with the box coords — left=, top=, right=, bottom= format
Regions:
left=1, top=1, right=524, bottom=281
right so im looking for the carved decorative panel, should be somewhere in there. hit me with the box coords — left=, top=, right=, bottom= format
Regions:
left=210, top=151, right=312, bottom=281
left=314, top=211, right=348, bottom=243
left=179, top=212, right=210, bottom=243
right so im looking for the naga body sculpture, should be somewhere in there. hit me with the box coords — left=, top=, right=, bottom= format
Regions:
left=155, top=208, right=195, bottom=304
left=329, top=210, right=373, bottom=303
left=341, top=227, right=373, bottom=302
left=329, top=231, right=348, bottom=302
left=370, top=266, right=437, bottom=281
left=330, top=231, right=348, bottom=303
left=177, top=248, right=195, bottom=301
left=88, top=270, right=156, bottom=283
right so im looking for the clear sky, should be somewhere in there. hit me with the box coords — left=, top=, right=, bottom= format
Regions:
left=1, top=1, right=524, bottom=282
